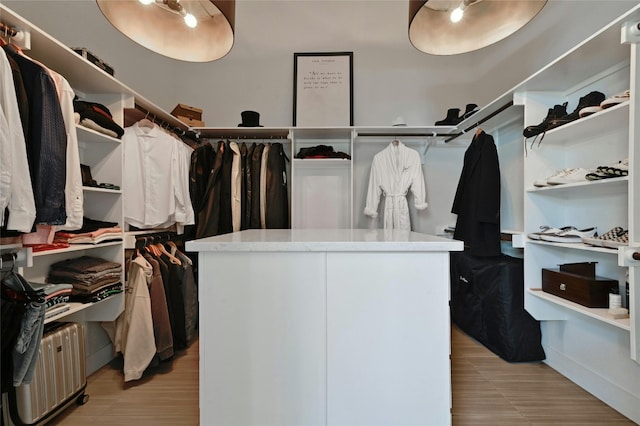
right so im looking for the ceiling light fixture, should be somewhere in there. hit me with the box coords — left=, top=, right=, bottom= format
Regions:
left=449, top=0, right=471, bottom=23
left=409, top=0, right=547, bottom=55
left=97, top=0, right=235, bottom=62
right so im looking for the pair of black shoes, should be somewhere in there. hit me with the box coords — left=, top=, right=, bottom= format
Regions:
left=435, top=103, right=478, bottom=126
left=523, top=91, right=606, bottom=139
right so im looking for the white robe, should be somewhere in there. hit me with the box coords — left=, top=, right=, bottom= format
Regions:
left=364, top=141, right=428, bottom=230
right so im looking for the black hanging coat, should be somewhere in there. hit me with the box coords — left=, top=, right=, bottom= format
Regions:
left=451, top=130, right=501, bottom=256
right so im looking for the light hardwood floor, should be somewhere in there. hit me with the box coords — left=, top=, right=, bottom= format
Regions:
left=47, top=326, right=635, bottom=425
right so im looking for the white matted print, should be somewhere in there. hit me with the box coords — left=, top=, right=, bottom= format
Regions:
left=293, top=52, right=353, bottom=127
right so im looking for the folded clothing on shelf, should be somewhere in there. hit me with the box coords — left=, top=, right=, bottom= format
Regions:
left=73, top=97, right=125, bottom=138
left=295, top=145, right=351, bottom=159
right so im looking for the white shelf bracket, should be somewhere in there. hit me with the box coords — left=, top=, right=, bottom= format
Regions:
left=618, top=246, right=640, bottom=267
left=621, top=20, right=640, bottom=44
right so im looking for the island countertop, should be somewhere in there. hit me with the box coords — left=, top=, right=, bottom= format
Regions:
left=185, top=228, right=464, bottom=252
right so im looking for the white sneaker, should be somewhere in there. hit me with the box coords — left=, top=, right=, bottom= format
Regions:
left=579, top=105, right=602, bottom=117
left=534, top=169, right=570, bottom=187
left=546, top=168, right=591, bottom=185
left=540, top=226, right=597, bottom=243
left=528, top=225, right=573, bottom=240
left=600, top=90, right=630, bottom=109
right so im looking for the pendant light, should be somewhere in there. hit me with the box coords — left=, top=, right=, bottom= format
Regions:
left=96, top=0, right=235, bottom=62
left=409, top=0, right=547, bottom=55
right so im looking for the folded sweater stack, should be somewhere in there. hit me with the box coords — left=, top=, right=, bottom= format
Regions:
left=47, top=256, right=123, bottom=303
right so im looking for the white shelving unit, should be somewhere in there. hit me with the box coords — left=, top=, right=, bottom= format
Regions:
left=0, top=4, right=188, bottom=374
left=468, top=5, right=640, bottom=422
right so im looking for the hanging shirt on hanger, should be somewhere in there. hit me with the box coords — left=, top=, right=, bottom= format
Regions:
left=122, top=122, right=193, bottom=229
left=4, top=44, right=67, bottom=226
left=0, top=49, right=35, bottom=233
left=364, top=141, right=428, bottom=231
left=229, top=141, right=242, bottom=232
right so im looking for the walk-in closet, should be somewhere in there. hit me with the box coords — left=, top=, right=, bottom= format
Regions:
left=1, top=1, right=639, bottom=425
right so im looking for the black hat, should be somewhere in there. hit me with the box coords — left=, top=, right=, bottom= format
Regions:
left=238, top=110, right=263, bottom=127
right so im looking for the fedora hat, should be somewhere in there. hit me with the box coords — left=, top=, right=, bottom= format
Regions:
left=238, top=110, right=263, bottom=127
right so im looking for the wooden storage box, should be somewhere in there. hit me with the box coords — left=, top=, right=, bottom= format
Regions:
left=175, top=115, right=205, bottom=127
left=542, top=262, right=617, bottom=308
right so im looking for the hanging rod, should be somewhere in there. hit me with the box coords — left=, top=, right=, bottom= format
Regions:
left=444, top=100, right=515, bottom=143
left=357, top=132, right=452, bottom=138
left=0, top=21, right=18, bottom=38
left=130, top=103, right=200, bottom=141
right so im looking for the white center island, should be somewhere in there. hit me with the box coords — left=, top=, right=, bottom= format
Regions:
left=186, top=229, right=463, bottom=426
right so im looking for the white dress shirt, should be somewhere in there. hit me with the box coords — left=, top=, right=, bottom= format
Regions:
left=230, top=141, right=242, bottom=232
left=260, top=143, right=271, bottom=229
left=123, top=122, right=194, bottom=229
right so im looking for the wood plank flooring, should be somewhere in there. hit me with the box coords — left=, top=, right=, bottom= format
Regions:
left=47, top=326, right=635, bottom=425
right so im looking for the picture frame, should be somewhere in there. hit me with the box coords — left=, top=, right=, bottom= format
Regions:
left=293, top=52, right=353, bottom=127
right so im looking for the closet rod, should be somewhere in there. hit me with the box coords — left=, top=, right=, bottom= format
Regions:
left=444, top=100, right=514, bottom=143
left=0, top=21, right=18, bottom=38
left=357, top=132, right=451, bottom=138
left=132, top=103, right=200, bottom=141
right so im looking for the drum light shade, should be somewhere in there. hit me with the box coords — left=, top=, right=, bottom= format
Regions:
left=96, top=0, right=235, bottom=62
left=409, top=0, right=547, bottom=55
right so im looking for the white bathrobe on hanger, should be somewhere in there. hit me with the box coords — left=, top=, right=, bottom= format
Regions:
left=364, top=141, right=428, bottom=230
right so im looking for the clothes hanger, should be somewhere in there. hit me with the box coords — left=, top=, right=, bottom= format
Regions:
left=138, top=111, right=155, bottom=129
left=166, top=240, right=179, bottom=256
left=475, top=127, right=484, bottom=137
left=154, top=241, right=181, bottom=265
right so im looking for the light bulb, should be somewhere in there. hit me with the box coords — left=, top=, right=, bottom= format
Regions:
left=139, top=0, right=155, bottom=5
left=450, top=6, right=464, bottom=23
left=184, top=13, right=198, bottom=28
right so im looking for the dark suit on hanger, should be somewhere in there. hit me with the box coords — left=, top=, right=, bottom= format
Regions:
left=243, top=143, right=256, bottom=230
left=249, top=143, right=265, bottom=229
left=240, top=142, right=249, bottom=230
left=196, top=141, right=225, bottom=238
left=219, top=141, right=234, bottom=235
left=452, top=130, right=501, bottom=256
left=186, top=143, right=216, bottom=240
left=265, top=143, right=290, bottom=229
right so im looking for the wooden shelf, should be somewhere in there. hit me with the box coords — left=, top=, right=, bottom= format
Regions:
left=77, top=125, right=121, bottom=144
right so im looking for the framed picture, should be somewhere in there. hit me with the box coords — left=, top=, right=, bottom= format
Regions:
left=293, top=52, right=353, bottom=127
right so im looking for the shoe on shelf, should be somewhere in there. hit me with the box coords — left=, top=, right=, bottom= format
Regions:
left=582, top=226, right=625, bottom=247
left=435, top=108, right=461, bottom=126
left=597, top=158, right=629, bottom=177
left=547, top=91, right=606, bottom=130
left=523, top=102, right=568, bottom=139
left=546, top=167, right=591, bottom=185
left=462, top=103, right=479, bottom=120
left=600, top=90, right=630, bottom=109
left=528, top=225, right=573, bottom=240
left=578, top=104, right=602, bottom=117
left=533, top=168, right=572, bottom=187
left=539, top=226, right=598, bottom=243
left=601, top=229, right=629, bottom=249
left=585, top=169, right=614, bottom=181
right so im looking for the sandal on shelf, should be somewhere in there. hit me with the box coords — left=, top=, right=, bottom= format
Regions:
left=582, top=226, right=625, bottom=247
